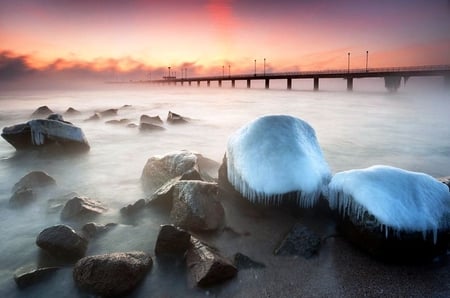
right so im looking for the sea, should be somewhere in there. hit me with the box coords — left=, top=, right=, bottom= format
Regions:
left=0, top=77, right=449, bottom=297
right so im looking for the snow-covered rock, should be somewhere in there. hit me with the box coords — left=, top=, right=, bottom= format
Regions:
left=226, top=115, right=331, bottom=207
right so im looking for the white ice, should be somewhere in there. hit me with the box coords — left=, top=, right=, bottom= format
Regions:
left=327, top=165, right=450, bottom=240
left=28, top=119, right=88, bottom=145
left=226, top=115, right=331, bottom=207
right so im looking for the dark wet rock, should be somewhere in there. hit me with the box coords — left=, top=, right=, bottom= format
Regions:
left=73, top=251, right=152, bottom=297
left=64, top=107, right=81, bottom=116
left=140, top=114, right=163, bottom=125
left=139, top=122, right=165, bottom=131
left=186, top=237, right=237, bottom=287
left=167, top=111, right=189, bottom=124
left=234, top=253, right=266, bottom=270
left=84, top=113, right=101, bottom=122
left=60, top=196, right=107, bottom=220
left=438, top=176, right=450, bottom=191
left=81, top=222, right=117, bottom=239
left=14, top=265, right=60, bottom=289
left=170, top=181, right=224, bottom=232
left=12, top=171, right=56, bottom=193
left=120, top=198, right=146, bottom=216
left=141, top=150, right=216, bottom=191
left=31, top=106, right=53, bottom=118
left=155, top=224, right=191, bottom=256
left=127, top=123, right=138, bottom=128
left=9, top=188, right=34, bottom=206
left=274, top=223, right=321, bottom=258
left=36, top=224, right=88, bottom=260
left=98, top=108, right=118, bottom=118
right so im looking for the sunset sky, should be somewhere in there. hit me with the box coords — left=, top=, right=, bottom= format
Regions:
left=0, top=0, right=449, bottom=83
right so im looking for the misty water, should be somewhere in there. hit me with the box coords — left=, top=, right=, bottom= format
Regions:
left=0, top=78, right=449, bottom=297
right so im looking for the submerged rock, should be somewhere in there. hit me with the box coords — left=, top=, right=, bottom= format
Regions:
left=224, top=115, right=331, bottom=207
left=274, top=223, right=321, bottom=258
left=60, top=196, right=107, bottom=220
left=154, top=224, right=191, bottom=256
left=170, top=181, right=224, bottom=232
left=12, top=171, right=56, bottom=193
left=186, top=237, right=237, bottom=287
left=14, top=265, right=60, bottom=288
left=127, top=123, right=138, bottom=128
left=167, top=111, right=189, bottom=124
left=64, top=107, right=81, bottom=116
left=81, top=222, right=117, bottom=239
left=36, top=224, right=88, bottom=260
left=139, top=122, right=165, bottom=131
left=120, top=198, right=146, bottom=216
left=140, top=114, right=163, bottom=125
left=327, top=165, right=450, bottom=262
left=31, top=106, right=53, bottom=118
left=9, top=187, right=34, bottom=206
left=73, top=251, right=152, bottom=297
left=98, top=108, right=118, bottom=118
left=84, top=113, right=101, bottom=122
left=234, top=253, right=266, bottom=270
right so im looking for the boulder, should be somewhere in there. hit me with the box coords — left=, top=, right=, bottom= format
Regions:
left=146, top=177, right=179, bottom=209
left=167, top=111, right=189, bottom=124
left=60, top=196, right=107, bottom=220
left=14, top=265, right=60, bottom=288
left=170, top=181, right=224, bottom=232
left=274, top=223, right=321, bottom=258
left=120, top=198, right=146, bottom=216
left=73, top=251, right=152, bottom=297
left=154, top=224, right=191, bottom=256
left=84, top=113, right=101, bottom=122
left=36, top=224, right=88, bottom=260
left=139, top=122, right=165, bottom=131
left=140, top=114, right=163, bottom=125
left=46, top=113, right=72, bottom=124
left=81, top=222, right=117, bottom=239
left=234, top=253, right=266, bottom=270
left=186, top=237, right=237, bottom=287
left=31, top=106, right=53, bottom=118
left=98, top=108, right=118, bottom=118
left=9, top=188, right=34, bottom=206
left=12, top=171, right=56, bottom=193
left=64, top=107, right=81, bottom=116
left=46, top=191, right=79, bottom=214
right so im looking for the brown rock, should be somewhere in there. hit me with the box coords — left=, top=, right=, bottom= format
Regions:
left=155, top=224, right=191, bottom=256
left=60, top=196, right=107, bottom=220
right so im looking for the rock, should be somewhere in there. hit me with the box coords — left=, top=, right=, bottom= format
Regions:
left=98, top=108, right=118, bottom=118
left=64, top=107, right=81, bottom=116
left=147, top=178, right=180, bottom=209
left=14, top=265, right=60, bottom=288
left=81, top=222, right=117, bottom=238
left=46, top=113, right=71, bottom=124
left=167, top=111, right=189, bottom=124
left=60, top=196, right=107, bottom=220
left=73, top=251, right=152, bottom=297
left=154, top=225, right=191, bottom=256
left=170, top=181, right=224, bottom=232
left=234, top=253, right=266, bottom=270
left=127, top=123, right=138, bottom=128
left=180, top=168, right=202, bottom=181
left=120, top=198, right=146, bottom=216
left=84, top=113, right=101, bottom=122
left=139, top=122, right=165, bottom=131
left=12, top=171, right=56, bottom=193
left=47, top=192, right=79, bottom=214
left=120, top=104, right=132, bottom=109
left=9, top=188, right=34, bottom=206
left=31, top=106, right=53, bottom=118
left=140, top=114, right=163, bottom=125
left=36, top=224, right=88, bottom=260
left=106, top=119, right=131, bottom=125
left=438, top=176, right=450, bottom=191
left=186, top=237, right=237, bottom=287
left=274, top=223, right=321, bottom=258
left=141, top=150, right=215, bottom=191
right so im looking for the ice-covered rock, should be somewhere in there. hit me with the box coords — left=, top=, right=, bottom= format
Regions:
left=226, top=115, right=331, bottom=207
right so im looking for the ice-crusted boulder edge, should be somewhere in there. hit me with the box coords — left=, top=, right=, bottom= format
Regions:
left=226, top=115, right=331, bottom=207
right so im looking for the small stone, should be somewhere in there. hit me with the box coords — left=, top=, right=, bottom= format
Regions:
left=14, top=265, right=60, bottom=288
left=155, top=225, right=191, bottom=256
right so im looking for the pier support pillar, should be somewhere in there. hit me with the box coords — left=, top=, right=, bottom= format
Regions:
left=232, top=80, right=235, bottom=88
left=247, top=79, right=251, bottom=88
left=445, top=75, right=450, bottom=88
left=189, top=81, right=191, bottom=86
left=218, top=80, right=222, bottom=87
left=197, top=81, right=200, bottom=87
left=313, top=77, right=319, bottom=91
left=287, top=78, right=292, bottom=90
left=265, top=79, right=270, bottom=89
left=181, top=81, right=184, bottom=86
left=347, top=77, right=353, bottom=91
left=207, top=80, right=210, bottom=87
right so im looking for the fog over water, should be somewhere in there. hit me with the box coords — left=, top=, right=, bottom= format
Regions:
left=0, top=78, right=449, bottom=296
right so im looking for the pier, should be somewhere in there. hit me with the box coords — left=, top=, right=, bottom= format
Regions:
left=150, top=65, right=450, bottom=91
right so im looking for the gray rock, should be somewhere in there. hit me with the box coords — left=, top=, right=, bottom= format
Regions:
left=98, top=108, right=118, bottom=118
left=186, top=237, right=237, bottom=287
left=81, top=222, right=117, bottom=239
left=12, top=171, right=56, bottom=193
left=140, top=114, right=163, bottom=125
left=84, top=113, right=101, bottom=122
left=274, top=223, right=321, bottom=258
left=167, top=111, right=189, bottom=124
left=60, top=196, right=107, bottom=220
left=64, top=107, right=81, bottom=116
left=9, top=188, right=34, bottom=206
left=438, top=176, right=450, bottom=191
left=170, top=181, right=224, bottom=232
left=36, top=224, right=88, bottom=260
left=14, top=265, right=60, bottom=288
left=31, top=106, right=53, bottom=118
left=120, top=198, right=146, bottom=216
left=139, top=122, right=165, bottom=131
left=154, top=225, right=191, bottom=256
left=234, top=253, right=266, bottom=270
left=73, top=251, right=152, bottom=297
left=147, top=177, right=180, bottom=209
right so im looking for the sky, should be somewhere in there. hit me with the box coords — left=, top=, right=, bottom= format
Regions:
left=0, top=0, right=449, bottom=85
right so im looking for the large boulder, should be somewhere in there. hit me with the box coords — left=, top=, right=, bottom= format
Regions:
left=186, top=238, right=237, bottom=287
left=327, top=165, right=450, bottom=263
left=170, top=181, right=224, bottom=232
left=14, top=265, right=60, bottom=288
left=154, top=224, right=191, bottom=256
left=73, top=251, right=152, bottom=297
left=31, top=106, right=53, bottom=118
left=12, top=171, right=56, bottom=193
left=223, top=115, right=331, bottom=208
left=60, top=196, right=107, bottom=220
left=36, top=224, right=88, bottom=260
left=274, top=223, right=321, bottom=258
left=141, top=150, right=217, bottom=191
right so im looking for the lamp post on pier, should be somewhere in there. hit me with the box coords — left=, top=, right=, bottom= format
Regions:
left=366, top=51, right=369, bottom=72
left=222, top=65, right=224, bottom=77
left=168, top=66, right=171, bottom=78
left=264, top=58, right=266, bottom=75
left=228, top=65, right=231, bottom=77
left=347, top=52, right=350, bottom=73
left=254, top=59, right=256, bottom=76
